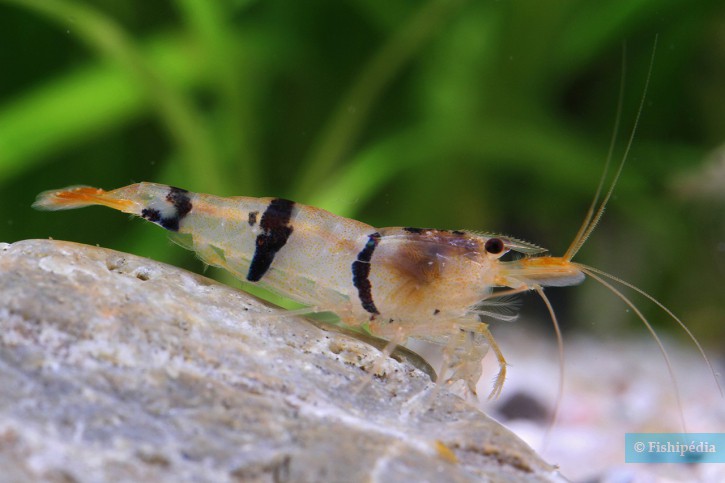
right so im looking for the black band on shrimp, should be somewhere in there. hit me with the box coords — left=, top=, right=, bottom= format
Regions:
left=352, top=232, right=381, bottom=315
left=140, top=186, right=192, bottom=232
left=167, top=187, right=192, bottom=219
left=247, top=198, right=295, bottom=282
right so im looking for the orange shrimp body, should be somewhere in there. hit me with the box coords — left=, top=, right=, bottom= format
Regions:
left=33, top=183, right=587, bottom=397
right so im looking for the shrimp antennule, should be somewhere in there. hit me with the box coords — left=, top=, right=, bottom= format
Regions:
left=564, top=37, right=656, bottom=261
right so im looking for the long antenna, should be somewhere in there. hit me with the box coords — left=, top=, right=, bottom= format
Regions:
left=534, top=285, right=564, bottom=449
left=564, top=36, right=658, bottom=261
left=578, top=266, right=687, bottom=432
left=575, top=262, right=724, bottom=397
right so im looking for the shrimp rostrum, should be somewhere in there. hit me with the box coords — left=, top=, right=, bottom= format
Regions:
left=33, top=177, right=720, bottom=403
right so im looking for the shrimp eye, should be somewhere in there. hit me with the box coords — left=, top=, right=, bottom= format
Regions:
left=484, top=238, right=505, bottom=255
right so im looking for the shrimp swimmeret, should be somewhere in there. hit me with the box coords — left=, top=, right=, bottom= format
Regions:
left=32, top=173, right=721, bottom=405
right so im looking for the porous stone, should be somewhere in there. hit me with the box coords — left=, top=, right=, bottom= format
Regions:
left=0, top=239, right=564, bottom=482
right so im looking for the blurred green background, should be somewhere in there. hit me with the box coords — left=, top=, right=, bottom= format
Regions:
left=1, top=0, right=723, bottom=350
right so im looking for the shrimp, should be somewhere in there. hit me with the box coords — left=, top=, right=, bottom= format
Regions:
left=33, top=183, right=557, bottom=396
left=30, top=174, right=721, bottom=407
left=31, top=46, right=722, bottom=409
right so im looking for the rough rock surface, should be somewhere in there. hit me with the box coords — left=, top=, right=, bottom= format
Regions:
left=0, top=239, right=563, bottom=482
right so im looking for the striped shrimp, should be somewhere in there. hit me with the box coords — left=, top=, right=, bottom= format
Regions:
left=31, top=49, right=722, bottom=408
left=33, top=183, right=551, bottom=397
left=31, top=175, right=722, bottom=406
